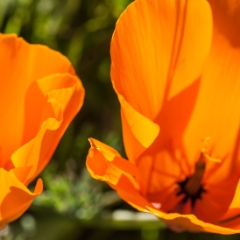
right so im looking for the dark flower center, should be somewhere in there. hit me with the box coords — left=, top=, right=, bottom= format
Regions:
left=176, top=152, right=207, bottom=207
left=177, top=177, right=207, bottom=207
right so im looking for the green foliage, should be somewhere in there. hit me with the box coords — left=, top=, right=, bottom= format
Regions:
left=34, top=164, right=103, bottom=219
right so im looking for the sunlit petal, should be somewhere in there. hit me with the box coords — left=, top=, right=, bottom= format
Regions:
left=0, top=34, right=84, bottom=225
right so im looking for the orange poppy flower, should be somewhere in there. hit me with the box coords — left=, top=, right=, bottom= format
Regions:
left=0, top=34, right=84, bottom=228
left=86, top=0, right=240, bottom=234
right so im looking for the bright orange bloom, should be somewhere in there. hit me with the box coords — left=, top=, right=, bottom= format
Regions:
left=86, top=0, right=240, bottom=234
left=0, top=34, right=84, bottom=228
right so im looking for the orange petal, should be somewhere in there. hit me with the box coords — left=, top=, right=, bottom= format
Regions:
left=111, top=0, right=212, bottom=161
left=216, top=180, right=240, bottom=229
left=0, top=168, right=43, bottom=228
left=118, top=174, right=240, bottom=234
left=118, top=175, right=240, bottom=234
left=87, top=138, right=143, bottom=190
left=218, top=208, right=240, bottom=230
left=181, top=0, right=240, bottom=178
left=11, top=73, right=84, bottom=185
left=134, top=80, right=202, bottom=195
left=9, top=166, right=33, bottom=184
left=118, top=94, right=159, bottom=160
left=111, top=0, right=212, bottom=120
left=86, top=140, right=240, bottom=234
left=207, top=0, right=240, bottom=48
left=0, top=34, right=78, bottom=168
left=194, top=176, right=239, bottom=223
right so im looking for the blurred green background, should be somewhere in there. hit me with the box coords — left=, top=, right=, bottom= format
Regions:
left=0, top=0, right=239, bottom=239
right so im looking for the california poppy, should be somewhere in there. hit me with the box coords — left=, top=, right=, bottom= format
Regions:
left=86, top=0, right=240, bottom=234
left=0, top=34, right=84, bottom=228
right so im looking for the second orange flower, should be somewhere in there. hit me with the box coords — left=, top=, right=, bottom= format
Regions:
left=87, top=0, right=240, bottom=234
left=0, top=34, right=84, bottom=228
